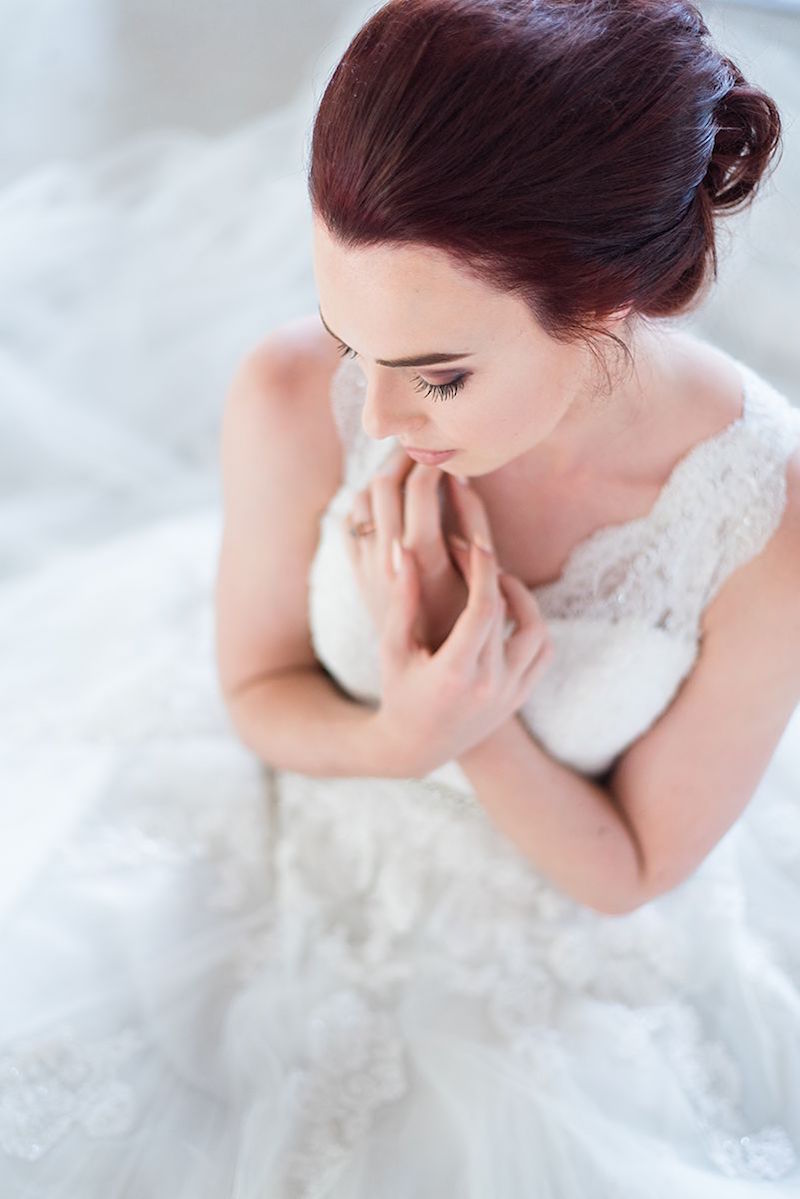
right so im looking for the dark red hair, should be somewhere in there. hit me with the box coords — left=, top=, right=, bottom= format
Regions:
left=307, top=0, right=782, bottom=379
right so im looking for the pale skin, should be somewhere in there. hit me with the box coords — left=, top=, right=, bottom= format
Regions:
left=311, top=214, right=751, bottom=598
left=306, top=215, right=800, bottom=906
left=215, top=216, right=800, bottom=906
left=311, top=213, right=762, bottom=773
left=342, top=445, right=558, bottom=776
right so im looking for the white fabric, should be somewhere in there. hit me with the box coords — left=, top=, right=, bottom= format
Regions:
left=3, top=14, right=800, bottom=1193
left=311, top=353, right=800, bottom=780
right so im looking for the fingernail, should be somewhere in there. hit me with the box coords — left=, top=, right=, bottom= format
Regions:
left=473, top=533, right=493, bottom=555
left=391, top=536, right=403, bottom=575
left=454, top=474, right=469, bottom=486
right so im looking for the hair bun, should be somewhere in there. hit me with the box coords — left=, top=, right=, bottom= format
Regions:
left=702, top=55, right=783, bottom=211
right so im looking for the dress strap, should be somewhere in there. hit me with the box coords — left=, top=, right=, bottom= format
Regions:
left=541, top=355, right=800, bottom=638
left=699, top=358, right=800, bottom=616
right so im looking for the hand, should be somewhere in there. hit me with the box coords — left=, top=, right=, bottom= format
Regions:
left=371, top=530, right=555, bottom=779
left=343, top=446, right=482, bottom=652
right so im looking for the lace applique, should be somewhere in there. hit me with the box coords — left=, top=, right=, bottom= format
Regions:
left=282, top=988, right=407, bottom=1199
left=429, top=872, right=798, bottom=1180
left=266, top=768, right=800, bottom=1183
left=531, top=367, right=800, bottom=635
left=328, top=354, right=800, bottom=641
left=270, top=774, right=446, bottom=998
left=0, top=1025, right=146, bottom=1162
left=614, top=1002, right=798, bottom=1182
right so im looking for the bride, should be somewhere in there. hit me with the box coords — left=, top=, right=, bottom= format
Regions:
left=3, top=0, right=800, bottom=1196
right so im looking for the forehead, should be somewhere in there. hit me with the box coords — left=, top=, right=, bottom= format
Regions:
left=312, top=218, right=467, bottom=292
left=311, top=219, right=526, bottom=346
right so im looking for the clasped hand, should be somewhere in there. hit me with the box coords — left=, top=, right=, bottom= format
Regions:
left=342, top=447, right=555, bottom=777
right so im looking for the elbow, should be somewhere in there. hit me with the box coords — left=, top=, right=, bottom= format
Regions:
left=598, top=862, right=687, bottom=916
left=595, top=892, right=649, bottom=917
left=590, top=893, right=646, bottom=917
left=591, top=842, right=654, bottom=917
left=592, top=892, right=652, bottom=916
left=594, top=807, right=657, bottom=916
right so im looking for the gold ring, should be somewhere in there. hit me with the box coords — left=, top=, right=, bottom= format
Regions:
left=349, top=519, right=376, bottom=539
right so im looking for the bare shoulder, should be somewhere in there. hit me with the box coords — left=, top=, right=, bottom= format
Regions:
left=243, top=311, right=346, bottom=509
left=214, top=312, right=348, bottom=701
left=623, top=328, right=749, bottom=488
left=670, top=328, right=748, bottom=428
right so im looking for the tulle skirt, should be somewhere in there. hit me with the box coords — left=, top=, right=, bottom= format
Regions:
left=3, top=0, right=800, bottom=1188
left=2, top=506, right=800, bottom=1198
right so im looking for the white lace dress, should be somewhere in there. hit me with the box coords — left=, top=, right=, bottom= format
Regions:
left=3, top=341, right=800, bottom=1199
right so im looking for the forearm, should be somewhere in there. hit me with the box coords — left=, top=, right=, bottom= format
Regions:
left=457, top=715, right=647, bottom=915
left=223, top=664, right=390, bottom=778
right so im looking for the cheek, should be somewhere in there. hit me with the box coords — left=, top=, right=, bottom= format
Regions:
left=479, top=402, right=532, bottom=448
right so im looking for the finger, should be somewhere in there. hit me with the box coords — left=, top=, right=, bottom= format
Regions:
left=433, top=537, right=499, bottom=672
left=515, top=635, right=556, bottom=704
left=475, top=587, right=507, bottom=685
left=377, top=443, right=417, bottom=485
left=382, top=541, right=427, bottom=662
left=404, top=463, right=448, bottom=567
left=497, top=573, right=551, bottom=677
left=370, top=473, right=405, bottom=580
left=446, top=473, right=494, bottom=551
left=348, top=487, right=374, bottom=551
left=341, top=512, right=365, bottom=569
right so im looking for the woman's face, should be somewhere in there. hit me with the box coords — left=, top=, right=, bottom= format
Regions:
left=312, top=216, right=647, bottom=483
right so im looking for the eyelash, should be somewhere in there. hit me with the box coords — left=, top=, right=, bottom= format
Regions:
left=335, top=341, right=467, bottom=402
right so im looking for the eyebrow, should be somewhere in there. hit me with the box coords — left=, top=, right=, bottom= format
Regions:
left=318, top=306, right=473, bottom=368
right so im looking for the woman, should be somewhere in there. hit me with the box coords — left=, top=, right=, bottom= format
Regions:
left=218, top=0, right=800, bottom=1190
left=3, top=1, right=800, bottom=1196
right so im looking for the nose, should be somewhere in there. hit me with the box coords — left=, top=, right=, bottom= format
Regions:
left=360, top=380, right=424, bottom=442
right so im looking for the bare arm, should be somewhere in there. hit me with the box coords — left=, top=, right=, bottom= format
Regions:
left=215, top=323, right=398, bottom=778
left=224, top=664, right=395, bottom=779
left=457, top=714, right=646, bottom=915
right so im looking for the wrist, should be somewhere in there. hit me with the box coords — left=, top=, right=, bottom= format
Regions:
left=365, top=709, right=415, bottom=779
left=457, top=713, right=525, bottom=771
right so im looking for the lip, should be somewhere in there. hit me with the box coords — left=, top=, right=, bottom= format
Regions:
left=403, top=447, right=458, bottom=464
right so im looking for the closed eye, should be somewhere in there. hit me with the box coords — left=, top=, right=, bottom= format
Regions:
left=335, top=340, right=467, bottom=402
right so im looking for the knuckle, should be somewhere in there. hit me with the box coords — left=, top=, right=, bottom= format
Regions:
left=440, top=662, right=468, bottom=695
left=525, top=622, right=549, bottom=650
left=474, top=593, right=496, bottom=620
left=528, top=638, right=554, bottom=674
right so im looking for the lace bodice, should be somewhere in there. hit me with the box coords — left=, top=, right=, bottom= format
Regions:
left=309, top=351, right=800, bottom=782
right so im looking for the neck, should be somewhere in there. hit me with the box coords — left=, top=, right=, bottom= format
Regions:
left=517, top=322, right=680, bottom=487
